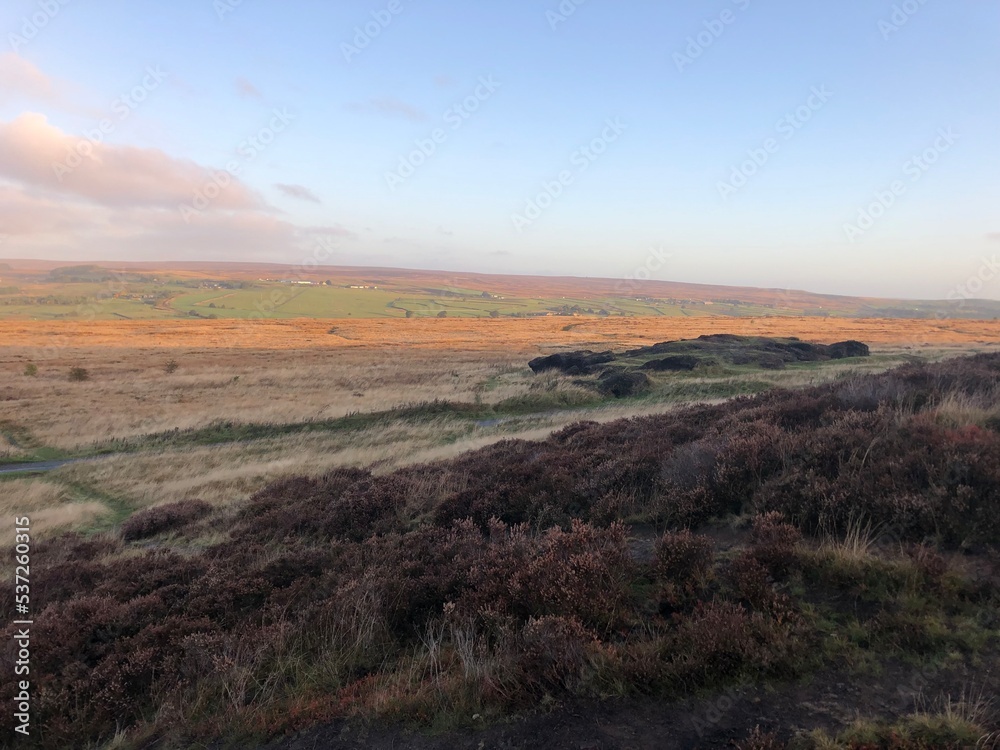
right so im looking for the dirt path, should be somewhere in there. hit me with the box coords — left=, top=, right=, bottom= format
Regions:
left=0, top=457, right=92, bottom=475
left=252, top=657, right=999, bottom=750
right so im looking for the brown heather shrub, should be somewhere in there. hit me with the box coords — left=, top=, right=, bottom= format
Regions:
left=726, top=552, right=798, bottom=626
left=733, top=726, right=785, bottom=750
left=749, top=512, right=802, bottom=577
left=7, top=353, right=1000, bottom=746
left=654, top=530, right=714, bottom=590
left=713, top=420, right=784, bottom=509
left=455, top=519, right=635, bottom=633
left=906, top=543, right=948, bottom=582
left=728, top=552, right=779, bottom=612
left=664, top=600, right=804, bottom=689
left=517, top=616, right=598, bottom=694
left=120, top=499, right=213, bottom=541
left=524, top=521, right=634, bottom=632
left=32, top=531, right=122, bottom=564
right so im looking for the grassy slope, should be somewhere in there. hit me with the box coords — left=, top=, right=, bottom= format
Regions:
left=4, top=268, right=1000, bottom=320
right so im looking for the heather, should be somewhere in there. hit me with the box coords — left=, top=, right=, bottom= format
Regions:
left=2, top=353, right=999, bottom=747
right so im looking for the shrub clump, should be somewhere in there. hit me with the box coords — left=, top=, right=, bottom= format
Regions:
left=120, top=500, right=213, bottom=541
left=653, top=530, right=714, bottom=590
left=749, top=512, right=802, bottom=577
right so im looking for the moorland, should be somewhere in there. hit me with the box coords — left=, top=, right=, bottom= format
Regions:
left=1, top=267, right=1000, bottom=748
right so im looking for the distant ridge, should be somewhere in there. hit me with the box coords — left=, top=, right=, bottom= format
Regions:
left=1, top=258, right=998, bottom=319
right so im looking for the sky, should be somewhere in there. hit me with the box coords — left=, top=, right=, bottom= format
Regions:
left=0, top=0, right=998, bottom=299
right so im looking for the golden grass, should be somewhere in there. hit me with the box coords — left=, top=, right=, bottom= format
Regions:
left=51, top=397, right=690, bottom=512
left=1, top=316, right=998, bottom=543
left=0, top=348, right=521, bottom=449
left=42, top=355, right=923, bottom=522
left=2, top=318, right=996, bottom=451
left=931, top=389, right=1000, bottom=428
left=0, top=478, right=110, bottom=559
left=818, top=515, right=880, bottom=563
left=2, top=316, right=999, bottom=351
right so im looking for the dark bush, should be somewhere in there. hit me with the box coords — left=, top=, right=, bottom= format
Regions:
left=757, top=353, right=786, bottom=370
left=640, top=355, right=699, bottom=371
left=528, top=350, right=615, bottom=375
left=121, top=500, right=213, bottom=541
left=597, top=370, right=650, bottom=398
left=749, top=512, right=802, bottom=577
left=827, top=340, right=869, bottom=359
left=517, top=616, right=597, bottom=693
left=653, top=530, right=714, bottom=589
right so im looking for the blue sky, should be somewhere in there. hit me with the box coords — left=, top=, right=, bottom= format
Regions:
left=1, top=0, right=998, bottom=299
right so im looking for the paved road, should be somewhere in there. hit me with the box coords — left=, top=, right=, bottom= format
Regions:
left=0, top=458, right=90, bottom=475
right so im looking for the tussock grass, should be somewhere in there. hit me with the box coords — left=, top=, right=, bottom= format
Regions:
left=931, top=388, right=1000, bottom=428
left=819, top=514, right=880, bottom=562
left=918, top=685, right=997, bottom=730
left=796, top=690, right=997, bottom=749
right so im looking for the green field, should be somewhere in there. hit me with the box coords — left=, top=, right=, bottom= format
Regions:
left=2, top=264, right=999, bottom=321
left=0, top=280, right=796, bottom=321
left=171, top=287, right=407, bottom=319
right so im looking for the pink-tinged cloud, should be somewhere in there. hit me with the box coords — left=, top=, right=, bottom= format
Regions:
left=346, top=97, right=427, bottom=121
left=0, top=185, right=96, bottom=236
left=0, top=53, right=57, bottom=104
left=0, top=113, right=266, bottom=211
left=275, top=183, right=321, bottom=203
left=235, top=77, right=262, bottom=99
left=300, top=224, right=356, bottom=238
left=0, top=180, right=356, bottom=264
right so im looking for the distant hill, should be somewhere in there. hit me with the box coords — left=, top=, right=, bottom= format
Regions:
left=0, top=258, right=997, bottom=320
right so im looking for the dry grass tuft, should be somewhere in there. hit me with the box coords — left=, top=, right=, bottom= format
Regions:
left=818, top=514, right=880, bottom=563
left=931, top=389, right=1000, bottom=428
left=917, top=685, right=997, bottom=729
